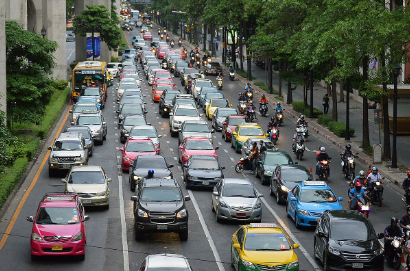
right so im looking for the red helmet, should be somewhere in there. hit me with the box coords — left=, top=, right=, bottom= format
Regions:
left=355, top=181, right=362, bottom=187
left=407, top=171, right=410, bottom=177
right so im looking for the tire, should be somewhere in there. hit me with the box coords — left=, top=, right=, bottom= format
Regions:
left=179, top=229, right=188, bottom=241
left=270, top=183, right=274, bottom=196
left=276, top=190, right=282, bottom=205
left=78, top=254, right=85, bottom=261
left=235, top=164, right=244, bottom=173
left=99, top=140, right=104, bottom=145
left=231, top=140, right=235, bottom=149
left=130, top=178, right=135, bottom=192
left=323, top=252, right=329, bottom=271
left=393, top=254, right=401, bottom=270
left=295, top=212, right=300, bottom=229
left=216, top=210, right=222, bottom=223
left=48, top=169, right=55, bottom=178
left=211, top=202, right=215, bottom=212
left=134, top=224, right=143, bottom=241
left=314, top=240, right=320, bottom=261
left=104, top=204, right=110, bottom=210
left=286, top=203, right=291, bottom=218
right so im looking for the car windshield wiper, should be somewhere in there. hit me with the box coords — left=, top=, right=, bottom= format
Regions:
left=255, top=248, right=283, bottom=251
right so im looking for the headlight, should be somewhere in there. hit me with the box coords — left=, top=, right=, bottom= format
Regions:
left=31, top=232, right=43, bottom=242
left=50, top=157, right=58, bottom=163
left=97, top=99, right=101, bottom=103
left=254, top=202, right=261, bottom=209
left=264, top=170, right=273, bottom=176
left=137, top=209, right=148, bottom=218
left=281, top=185, right=290, bottom=192
left=219, top=201, right=228, bottom=208
left=241, top=259, right=254, bottom=268
left=72, top=232, right=83, bottom=241
left=133, top=175, right=142, bottom=181
left=298, top=209, right=309, bottom=215
left=328, top=245, right=341, bottom=255
left=374, top=248, right=383, bottom=256
left=288, top=260, right=299, bottom=269
left=176, top=209, right=187, bottom=218
left=187, top=175, right=197, bottom=180
left=123, top=157, right=132, bottom=162
left=96, top=191, right=106, bottom=196
left=164, top=108, right=168, bottom=112
left=164, top=176, right=172, bottom=179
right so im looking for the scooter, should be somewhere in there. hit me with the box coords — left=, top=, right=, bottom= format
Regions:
left=294, top=139, right=305, bottom=160
left=178, top=40, right=182, bottom=47
left=259, top=102, right=268, bottom=117
left=196, top=60, right=201, bottom=69
left=318, top=159, right=331, bottom=181
left=385, top=236, right=404, bottom=270
left=235, top=152, right=253, bottom=173
left=341, top=154, right=358, bottom=182
left=166, top=36, right=170, bottom=42
left=267, top=127, right=279, bottom=145
left=170, top=41, right=175, bottom=48
left=245, top=91, right=253, bottom=102
left=276, top=111, right=284, bottom=125
left=217, top=78, right=223, bottom=90
left=160, top=34, right=164, bottom=40
left=353, top=197, right=371, bottom=218
left=299, top=123, right=309, bottom=138
left=368, top=181, right=383, bottom=207
left=162, top=62, right=168, bottom=69
left=237, top=101, right=247, bottom=115
left=247, top=107, right=256, bottom=122
left=229, top=72, right=235, bottom=81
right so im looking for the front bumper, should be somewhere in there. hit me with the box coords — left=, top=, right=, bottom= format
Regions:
left=92, top=131, right=103, bottom=141
left=31, top=240, right=85, bottom=257
left=216, top=205, right=261, bottom=222
left=80, top=195, right=109, bottom=206
left=49, top=162, right=86, bottom=171
left=135, top=219, right=188, bottom=233
left=295, top=212, right=321, bottom=227
left=171, top=123, right=182, bottom=132
left=122, top=158, right=132, bottom=171
left=186, top=177, right=220, bottom=188
left=325, top=251, right=384, bottom=271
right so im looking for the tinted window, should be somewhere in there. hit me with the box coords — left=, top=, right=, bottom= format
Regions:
left=136, top=158, right=167, bottom=168
left=141, top=187, right=181, bottom=202
left=121, top=105, right=143, bottom=114
left=69, top=171, right=105, bottom=184
left=74, top=104, right=98, bottom=113
left=189, top=159, right=218, bottom=169
left=211, top=99, right=228, bottom=107
left=54, top=140, right=82, bottom=151
left=331, top=221, right=376, bottom=241
left=228, top=118, right=246, bottom=126
left=185, top=140, right=213, bottom=150
left=126, top=142, right=155, bottom=152
left=130, top=128, right=157, bottom=137
left=218, top=110, right=235, bottom=118
left=36, top=207, right=80, bottom=225
left=78, top=116, right=101, bottom=125
left=123, top=117, right=146, bottom=126
left=239, top=127, right=264, bottom=136
left=300, top=189, right=337, bottom=202
left=281, top=168, right=311, bottom=182
left=222, top=183, right=256, bottom=198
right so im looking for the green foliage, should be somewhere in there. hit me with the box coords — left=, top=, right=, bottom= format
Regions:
left=327, top=121, right=355, bottom=137
left=292, top=101, right=323, bottom=118
left=317, top=115, right=333, bottom=126
left=53, top=80, right=68, bottom=91
left=0, top=157, right=29, bottom=208
left=111, top=55, right=119, bottom=62
left=0, top=111, right=26, bottom=169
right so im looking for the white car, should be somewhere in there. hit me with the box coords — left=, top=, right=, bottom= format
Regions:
left=107, top=62, right=121, bottom=77
left=192, top=79, right=214, bottom=100
left=169, top=104, right=203, bottom=137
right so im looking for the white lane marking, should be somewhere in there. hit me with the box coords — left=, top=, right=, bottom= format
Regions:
left=118, top=175, right=130, bottom=271
left=259, top=197, right=321, bottom=270
left=187, top=190, right=225, bottom=271
left=66, top=48, right=75, bottom=61
left=170, top=148, right=174, bottom=152
left=230, top=157, right=235, bottom=162
left=218, top=142, right=222, bottom=145
left=223, top=149, right=229, bottom=153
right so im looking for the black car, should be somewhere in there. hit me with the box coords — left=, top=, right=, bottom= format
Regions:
left=314, top=210, right=384, bottom=271
left=119, top=114, right=148, bottom=143
left=211, top=107, right=237, bottom=131
left=131, top=178, right=190, bottom=241
left=204, top=62, right=223, bottom=75
left=183, top=155, right=224, bottom=189
left=174, top=60, right=189, bottom=77
left=255, top=151, right=295, bottom=185
left=129, top=155, right=174, bottom=191
left=116, top=103, right=146, bottom=128
left=64, top=125, right=94, bottom=157
left=269, top=164, right=312, bottom=204
left=159, top=90, right=181, bottom=117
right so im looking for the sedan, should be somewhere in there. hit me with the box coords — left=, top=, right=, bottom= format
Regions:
left=211, top=107, right=237, bottom=131
left=183, top=155, right=224, bottom=189
left=204, top=62, right=222, bottom=75
left=206, top=98, right=232, bottom=120
left=178, top=137, right=218, bottom=165
left=221, top=115, right=247, bottom=142
left=116, top=103, right=146, bottom=128
left=212, top=178, right=263, bottom=223
left=256, top=151, right=296, bottom=185
left=128, top=125, right=162, bottom=151
left=119, top=114, right=148, bottom=143
left=66, top=33, right=75, bottom=42
left=120, top=137, right=159, bottom=172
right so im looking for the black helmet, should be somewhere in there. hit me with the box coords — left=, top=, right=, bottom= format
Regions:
left=277, top=102, right=281, bottom=106
left=346, top=144, right=351, bottom=151
left=271, top=116, right=275, bottom=122
left=391, top=217, right=399, bottom=225
left=262, top=94, right=266, bottom=98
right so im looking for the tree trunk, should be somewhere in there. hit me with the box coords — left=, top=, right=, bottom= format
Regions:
left=339, top=79, right=345, bottom=103
left=244, top=20, right=251, bottom=81
left=210, top=23, right=215, bottom=57
left=332, top=78, right=338, bottom=122
left=381, top=55, right=391, bottom=159
left=278, top=60, right=282, bottom=96
left=362, top=56, right=370, bottom=149
left=203, top=24, right=207, bottom=52
left=327, top=82, right=331, bottom=96
left=268, top=58, right=273, bottom=94
left=239, top=22, right=243, bottom=71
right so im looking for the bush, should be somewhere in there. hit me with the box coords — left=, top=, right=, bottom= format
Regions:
left=111, top=55, right=119, bottom=62
left=292, top=101, right=305, bottom=113
left=303, top=108, right=323, bottom=118
left=317, top=115, right=333, bottom=126
left=0, top=157, right=29, bottom=207
left=291, top=101, right=323, bottom=118
left=53, top=80, right=68, bottom=91
left=328, top=121, right=355, bottom=137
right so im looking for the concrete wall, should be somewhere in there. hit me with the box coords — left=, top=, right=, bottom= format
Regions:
left=0, top=0, right=6, bottom=118
left=5, top=0, right=26, bottom=27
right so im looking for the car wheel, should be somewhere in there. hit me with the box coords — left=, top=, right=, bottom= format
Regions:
left=323, top=252, right=329, bottom=271
left=179, top=228, right=188, bottom=241
left=270, top=183, right=274, bottom=196
left=78, top=254, right=85, bottom=261
left=211, top=202, right=215, bottom=212
left=286, top=203, right=291, bottom=218
left=130, top=179, right=135, bottom=191
left=104, top=204, right=110, bottom=210
left=99, top=139, right=104, bottom=145
left=276, top=190, right=282, bottom=205
left=314, top=240, right=320, bottom=261
left=134, top=224, right=143, bottom=241
left=295, top=212, right=300, bottom=229
left=216, top=210, right=222, bottom=223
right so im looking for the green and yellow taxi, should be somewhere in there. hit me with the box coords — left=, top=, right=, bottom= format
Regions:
left=231, top=123, right=265, bottom=153
left=231, top=223, right=299, bottom=271
left=205, top=98, right=232, bottom=120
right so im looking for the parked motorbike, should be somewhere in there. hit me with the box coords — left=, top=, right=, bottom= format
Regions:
left=276, top=111, right=284, bottom=125
left=229, top=72, right=235, bottom=81
left=368, top=181, right=383, bottom=207
left=217, top=78, right=223, bottom=90
left=259, top=102, right=268, bottom=117
left=170, top=41, right=175, bottom=48
left=237, top=101, right=247, bottom=115
left=267, top=127, right=279, bottom=145
left=294, top=139, right=305, bottom=160
left=385, top=236, right=404, bottom=270
left=178, top=40, right=182, bottom=47
left=247, top=107, right=256, bottom=122
left=318, top=159, right=331, bottom=181
left=235, top=152, right=253, bottom=173
left=341, top=154, right=358, bottom=182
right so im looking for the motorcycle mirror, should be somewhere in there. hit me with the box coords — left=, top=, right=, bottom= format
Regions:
left=377, top=233, right=384, bottom=239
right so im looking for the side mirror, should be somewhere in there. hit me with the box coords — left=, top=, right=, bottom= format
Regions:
left=199, top=114, right=203, bottom=117
left=71, top=121, right=75, bottom=125
left=26, top=216, right=34, bottom=222
left=221, top=166, right=225, bottom=170
left=184, top=195, right=191, bottom=201
left=215, top=146, right=219, bottom=150
left=107, top=178, right=112, bottom=182
left=116, top=110, right=120, bottom=114
left=212, top=191, right=219, bottom=196
left=158, top=135, right=162, bottom=138
left=169, top=112, right=173, bottom=116
left=294, top=162, right=298, bottom=164
left=338, top=197, right=343, bottom=201
left=144, top=111, right=147, bottom=114
left=377, top=233, right=384, bottom=239
left=211, top=129, right=215, bottom=133
left=293, top=244, right=300, bottom=249
left=156, top=148, right=161, bottom=153
left=179, top=145, right=183, bottom=149
left=61, top=179, right=67, bottom=183
left=168, top=164, right=174, bottom=168
left=223, top=122, right=227, bottom=125
left=265, top=133, right=269, bottom=137
left=69, top=110, right=73, bottom=113
left=131, top=195, right=139, bottom=201
left=120, top=147, right=124, bottom=151
left=233, top=243, right=240, bottom=249
left=83, top=215, right=90, bottom=221
left=48, top=146, right=52, bottom=150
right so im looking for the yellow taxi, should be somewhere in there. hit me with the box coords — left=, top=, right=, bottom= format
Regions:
left=205, top=98, right=232, bottom=120
left=231, top=123, right=265, bottom=153
left=231, top=223, right=299, bottom=271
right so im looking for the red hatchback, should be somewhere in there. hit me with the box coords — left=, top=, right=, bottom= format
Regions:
left=28, top=193, right=88, bottom=261
left=178, top=137, right=218, bottom=165
left=143, top=32, right=152, bottom=40
left=157, top=47, right=170, bottom=59
left=120, top=137, right=159, bottom=172
left=222, top=115, right=247, bottom=142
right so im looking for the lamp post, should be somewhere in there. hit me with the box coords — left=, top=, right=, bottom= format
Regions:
left=391, top=63, right=402, bottom=169
left=41, top=26, right=46, bottom=39
left=172, top=11, right=186, bottom=39
left=83, top=19, right=102, bottom=61
left=345, top=78, right=350, bottom=140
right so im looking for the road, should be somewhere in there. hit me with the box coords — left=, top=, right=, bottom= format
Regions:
left=0, top=27, right=405, bottom=271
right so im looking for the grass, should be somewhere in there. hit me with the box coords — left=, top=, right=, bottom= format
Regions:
left=254, top=81, right=279, bottom=95
left=236, top=69, right=257, bottom=80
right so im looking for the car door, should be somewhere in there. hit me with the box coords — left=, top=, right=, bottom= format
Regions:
left=178, top=138, right=186, bottom=162
left=271, top=166, right=281, bottom=193
left=232, top=227, right=245, bottom=269
left=101, top=115, right=108, bottom=135
left=288, top=185, right=300, bottom=219
left=315, top=214, right=329, bottom=261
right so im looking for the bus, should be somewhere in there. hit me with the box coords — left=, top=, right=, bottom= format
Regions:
left=71, top=61, right=108, bottom=104
left=131, top=10, right=139, bottom=21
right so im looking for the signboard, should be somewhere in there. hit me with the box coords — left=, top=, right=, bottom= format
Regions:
left=213, top=38, right=217, bottom=43
left=94, top=33, right=101, bottom=60
left=86, top=33, right=93, bottom=60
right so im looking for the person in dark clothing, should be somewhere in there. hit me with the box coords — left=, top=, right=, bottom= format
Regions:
left=322, top=94, right=329, bottom=114
left=400, top=206, right=410, bottom=235
left=384, top=217, right=403, bottom=257
left=316, top=147, right=330, bottom=175
left=259, top=140, right=267, bottom=155
left=403, top=171, right=410, bottom=205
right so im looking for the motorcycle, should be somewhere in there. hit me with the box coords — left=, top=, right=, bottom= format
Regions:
left=294, top=139, right=305, bottom=160
left=170, top=41, right=175, bottom=48
left=368, top=181, right=383, bottom=207
left=298, top=123, right=309, bottom=138
left=351, top=196, right=371, bottom=218
left=229, top=72, right=235, bottom=81
left=162, top=62, right=168, bottom=69
left=267, top=127, right=279, bottom=145
left=178, top=40, right=182, bottom=47
left=160, top=34, right=164, bottom=40
left=164, top=29, right=167, bottom=34
left=276, top=111, right=284, bottom=125
left=259, top=102, right=268, bottom=117
left=237, top=101, right=247, bottom=115
left=217, top=78, right=223, bottom=90
left=158, top=30, right=161, bottom=35
left=341, top=154, right=358, bottom=181
left=235, top=152, right=253, bottom=173
left=196, top=60, right=201, bottom=69
left=385, top=236, right=404, bottom=270
left=247, top=107, right=256, bottom=122
left=207, top=57, right=212, bottom=63
left=318, top=159, right=331, bottom=181
left=166, top=36, right=170, bottom=42
left=245, top=91, right=253, bottom=102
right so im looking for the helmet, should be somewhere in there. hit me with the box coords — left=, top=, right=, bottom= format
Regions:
left=359, top=170, right=365, bottom=178
left=320, top=147, right=326, bottom=152
left=300, top=115, right=304, bottom=120
left=391, top=217, right=399, bottom=225
left=262, top=94, right=266, bottom=98
left=148, top=169, right=154, bottom=176
left=355, top=181, right=362, bottom=188
left=407, top=171, right=410, bottom=177
left=372, top=166, right=378, bottom=171
left=239, top=92, right=243, bottom=95
left=277, top=102, right=281, bottom=106
left=346, top=144, right=351, bottom=150
left=271, top=117, right=275, bottom=121
left=249, top=101, right=253, bottom=105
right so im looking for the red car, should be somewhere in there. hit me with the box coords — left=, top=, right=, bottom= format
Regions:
left=27, top=193, right=88, bottom=260
left=120, top=137, right=159, bottom=172
left=222, top=115, right=247, bottom=142
left=178, top=137, right=218, bottom=165
left=143, top=32, right=152, bottom=41
left=152, top=70, right=173, bottom=88
left=152, top=83, right=175, bottom=102
left=157, top=47, right=170, bottom=59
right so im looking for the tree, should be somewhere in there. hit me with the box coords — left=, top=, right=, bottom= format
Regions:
left=6, top=21, right=58, bottom=125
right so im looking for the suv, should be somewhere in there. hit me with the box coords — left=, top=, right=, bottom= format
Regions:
left=64, top=125, right=94, bottom=157
left=27, top=193, right=89, bottom=260
left=314, top=210, right=384, bottom=271
left=48, top=132, right=88, bottom=177
left=73, top=110, right=107, bottom=145
left=131, top=178, right=190, bottom=241
left=169, top=104, right=203, bottom=137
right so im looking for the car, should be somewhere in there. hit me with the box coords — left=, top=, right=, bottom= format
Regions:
left=180, top=67, right=199, bottom=86
left=131, top=178, right=190, bottom=241
left=121, top=76, right=142, bottom=88
left=64, top=125, right=95, bottom=157
left=256, top=151, right=296, bottom=185
left=74, top=110, right=107, bottom=145
left=179, top=137, right=219, bottom=165
left=314, top=210, right=384, bottom=271
left=231, top=123, right=265, bottom=153
left=185, top=73, right=204, bottom=93
left=152, top=70, right=173, bottom=88
left=157, top=47, right=170, bottom=59
left=128, top=155, right=174, bottom=191
left=171, top=94, right=196, bottom=112
left=122, top=48, right=137, bottom=61
left=61, top=165, right=111, bottom=209
left=27, top=193, right=89, bottom=260
left=140, top=25, right=149, bottom=33
left=212, top=178, right=263, bottom=223
left=128, top=125, right=162, bottom=151
left=133, top=38, right=146, bottom=49
left=270, top=164, right=313, bottom=204
left=138, top=254, right=193, bottom=270
left=117, top=103, right=146, bottom=128
left=192, top=78, right=214, bottom=99
left=241, top=138, right=276, bottom=157
left=119, top=115, right=148, bottom=143
left=202, top=92, right=225, bottom=112
left=47, top=132, right=88, bottom=177
left=120, top=137, right=159, bottom=172
left=174, top=60, right=189, bottom=77
left=117, top=95, right=146, bottom=112
left=231, top=223, right=300, bottom=271
left=183, top=155, right=224, bottom=189
left=287, top=181, right=343, bottom=228
left=221, top=115, right=247, bottom=142
left=107, top=62, right=121, bottom=77
left=66, top=33, right=75, bottom=42
left=205, top=98, right=232, bottom=120
left=69, top=102, right=99, bottom=124
left=159, top=90, right=181, bottom=117
left=120, top=70, right=137, bottom=80
left=143, top=31, right=152, bottom=40
left=80, top=87, right=105, bottom=109
left=76, top=96, right=101, bottom=109
left=198, top=87, right=219, bottom=107
left=117, top=83, right=141, bottom=101
left=169, top=104, right=203, bottom=137
left=152, top=83, right=175, bottom=102
left=144, top=60, right=160, bottom=77
left=148, top=68, right=163, bottom=85
left=178, top=120, right=214, bottom=145
left=167, top=56, right=182, bottom=73
left=121, top=89, right=143, bottom=100
left=173, top=48, right=187, bottom=60
left=204, top=62, right=222, bottom=75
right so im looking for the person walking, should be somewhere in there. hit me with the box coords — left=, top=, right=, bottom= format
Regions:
left=322, top=94, right=329, bottom=114
left=216, top=40, right=219, bottom=51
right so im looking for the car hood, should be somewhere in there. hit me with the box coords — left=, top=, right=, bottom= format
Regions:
left=221, top=197, right=258, bottom=207
left=182, top=132, right=211, bottom=139
left=87, top=124, right=102, bottom=132
left=329, top=238, right=381, bottom=253
left=140, top=201, right=184, bottom=212
left=299, top=202, right=343, bottom=214
left=35, top=223, right=82, bottom=238
left=262, top=165, right=277, bottom=172
left=283, top=181, right=302, bottom=190
left=173, top=116, right=201, bottom=122
left=241, top=250, right=296, bottom=265
left=66, top=183, right=107, bottom=194
left=125, top=152, right=156, bottom=160
left=50, top=151, right=82, bottom=157
left=133, top=168, right=171, bottom=177
left=216, top=117, right=226, bottom=123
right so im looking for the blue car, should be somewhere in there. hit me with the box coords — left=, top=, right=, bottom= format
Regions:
left=201, top=92, right=225, bottom=112
left=198, top=87, right=219, bottom=107
left=76, top=96, right=101, bottom=110
left=286, top=181, right=343, bottom=228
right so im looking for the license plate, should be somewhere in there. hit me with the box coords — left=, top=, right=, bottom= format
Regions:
left=352, top=263, right=363, bottom=268
left=157, top=225, right=168, bottom=230
left=237, top=213, right=246, bottom=217
left=62, top=164, right=72, bottom=168
left=52, top=245, right=63, bottom=251
left=202, top=181, right=210, bottom=185
left=82, top=199, right=91, bottom=204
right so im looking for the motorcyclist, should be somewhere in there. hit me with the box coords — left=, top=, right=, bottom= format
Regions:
left=145, top=169, right=155, bottom=179
left=202, top=54, right=208, bottom=65
left=250, top=142, right=259, bottom=175
left=238, top=92, right=246, bottom=102
left=245, top=83, right=253, bottom=92
left=402, top=171, right=410, bottom=205
left=400, top=206, right=410, bottom=236
left=384, top=217, right=404, bottom=258
left=229, top=65, right=235, bottom=73
left=275, top=102, right=283, bottom=113
left=296, top=115, right=307, bottom=126
left=292, top=127, right=306, bottom=153
left=267, top=116, right=280, bottom=138
left=216, top=73, right=223, bottom=81
left=354, top=170, right=369, bottom=188
left=316, top=147, right=330, bottom=176
left=341, top=144, right=354, bottom=173
left=259, top=94, right=268, bottom=110
left=348, top=181, right=368, bottom=210
left=247, top=101, right=257, bottom=120
left=367, top=166, right=384, bottom=197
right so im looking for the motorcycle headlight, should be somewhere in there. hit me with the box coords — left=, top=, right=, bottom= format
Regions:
left=241, top=259, right=255, bottom=268
left=288, top=260, right=299, bottom=269
left=72, top=232, right=83, bottom=241
left=264, top=170, right=273, bottom=176
left=281, top=185, right=290, bottom=192
left=137, top=209, right=148, bottom=218
left=176, top=209, right=187, bottom=218
left=361, top=205, right=369, bottom=211
left=376, top=181, right=380, bottom=186
left=328, top=245, right=341, bottom=255
left=31, top=232, right=43, bottom=242
left=392, top=239, right=400, bottom=248
left=349, top=159, right=354, bottom=164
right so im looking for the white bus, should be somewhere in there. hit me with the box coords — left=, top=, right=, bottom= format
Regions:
left=131, top=10, right=139, bottom=21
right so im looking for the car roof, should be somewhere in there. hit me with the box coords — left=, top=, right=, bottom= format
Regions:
left=244, top=223, right=284, bottom=234
left=40, top=193, right=79, bottom=207
left=326, top=210, right=369, bottom=222
left=228, top=114, right=246, bottom=119
left=300, top=180, right=330, bottom=189
left=222, top=178, right=252, bottom=185
left=70, top=165, right=102, bottom=172
left=65, top=126, right=91, bottom=132
left=175, top=104, right=196, bottom=109
left=146, top=254, right=190, bottom=268
left=130, top=125, right=155, bottom=130
left=57, top=132, right=82, bottom=140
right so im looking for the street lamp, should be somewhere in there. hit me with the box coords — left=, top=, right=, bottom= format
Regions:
left=41, top=26, right=46, bottom=39
left=391, top=63, right=402, bottom=169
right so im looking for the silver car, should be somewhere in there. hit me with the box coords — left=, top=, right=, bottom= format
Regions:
left=66, top=33, right=75, bottom=42
left=192, top=79, right=214, bottom=100
left=107, top=62, right=121, bottom=77
left=128, top=125, right=162, bottom=151
left=139, top=254, right=193, bottom=270
left=169, top=104, right=203, bottom=137
left=74, top=110, right=108, bottom=145
left=70, top=102, right=99, bottom=124
left=178, top=120, right=214, bottom=145
left=212, top=178, right=263, bottom=223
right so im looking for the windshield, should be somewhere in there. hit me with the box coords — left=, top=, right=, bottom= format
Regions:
left=141, top=187, right=182, bottom=202
left=331, top=221, right=376, bottom=241
left=107, top=64, right=116, bottom=68
left=211, top=100, right=228, bottom=107
left=184, top=124, right=209, bottom=132
left=126, top=142, right=155, bottom=152
left=196, top=81, right=213, bottom=88
left=184, top=68, right=197, bottom=74
left=119, top=84, right=138, bottom=90
left=120, top=98, right=142, bottom=105
left=177, top=62, right=188, bottom=68
left=74, top=105, right=98, bottom=113
left=121, top=79, right=137, bottom=84
left=136, top=158, right=166, bottom=168
left=156, top=73, right=171, bottom=79
left=175, top=108, right=198, bottom=117
left=122, top=71, right=136, bottom=76
left=121, top=105, right=143, bottom=114
left=239, top=127, right=264, bottom=136
left=78, top=116, right=101, bottom=125
left=281, top=168, right=311, bottom=182
left=123, top=74, right=140, bottom=80
left=300, top=189, right=337, bottom=203
left=244, top=233, right=291, bottom=251
left=218, top=110, right=235, bottom=118
left=228, top=118, right=246, bottom=126
left=123, top=91, right=142, bottom=97
left=206, top=93, right=224, bottom=100
left=36, top=207, right=80, bottom=225
left=186, top=140, right=213, bottom=150
left=210, top=63, right=221, bottom=67
left=201, top=88, right=218, bottom=96
left=165, top=93, right=178, bottom=100
left=69, top=171, right=105, bottom=184
left=189, top=159, right=218, bottom=169
left=130, top=128, right=157, bottom=138
left=264, top=153, right=290, bottom=165
left=222, top=183, right=256, bottom=198
left=123, top=117, right=146, bottom=126
left=53, top=140, right=83, bottom=151
left=82, top=88, right=100, bottom=96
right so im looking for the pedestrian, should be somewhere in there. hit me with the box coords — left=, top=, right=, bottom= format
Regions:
left=322, top=94, right=329, bottom=114
left=216, top=40, right=219, bottom=51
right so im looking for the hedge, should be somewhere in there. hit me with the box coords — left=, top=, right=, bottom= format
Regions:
left=328, top=121, right=355, bottom=137
left=0, top=157, right=29, bottom=207
left=291, top=101, right=323, bottom=118
left=317, top=115, right=333, bottom=126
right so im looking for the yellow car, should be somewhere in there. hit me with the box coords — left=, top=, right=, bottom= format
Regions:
left=231, top=123, right=265, bottom=153
left=205, top=98, right=232, bottom=120
left=231, top=223, right=299, bottom=271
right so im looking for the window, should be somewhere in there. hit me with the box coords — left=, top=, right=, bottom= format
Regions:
left=236, top=228, right=245, bottom=246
